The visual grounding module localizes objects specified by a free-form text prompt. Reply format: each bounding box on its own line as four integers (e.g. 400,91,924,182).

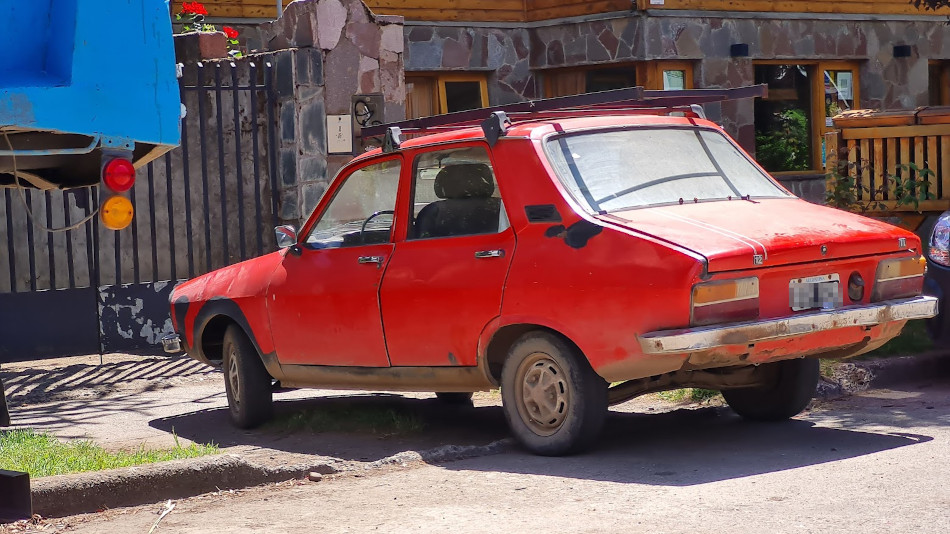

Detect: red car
166,92,936,455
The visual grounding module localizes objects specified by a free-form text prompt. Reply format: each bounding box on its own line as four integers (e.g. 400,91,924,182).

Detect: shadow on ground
150,394,510,462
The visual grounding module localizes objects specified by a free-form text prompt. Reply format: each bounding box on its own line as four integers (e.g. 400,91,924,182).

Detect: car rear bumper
639,295,938,355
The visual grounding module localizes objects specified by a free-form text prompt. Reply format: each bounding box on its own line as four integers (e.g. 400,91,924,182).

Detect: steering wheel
360,210,395,244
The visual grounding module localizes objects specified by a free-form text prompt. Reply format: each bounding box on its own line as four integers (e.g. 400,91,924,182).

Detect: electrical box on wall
326,115,353,154
352,93,385,153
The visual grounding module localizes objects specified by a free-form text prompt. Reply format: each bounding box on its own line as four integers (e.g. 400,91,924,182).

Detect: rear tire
435,392,474,405
501,332,607,456
722,358,819,421
222,325,273,429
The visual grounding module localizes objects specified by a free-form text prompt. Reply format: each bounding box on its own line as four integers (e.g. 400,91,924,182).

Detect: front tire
500,332,607,456
722,358,820,421
222,325,273,428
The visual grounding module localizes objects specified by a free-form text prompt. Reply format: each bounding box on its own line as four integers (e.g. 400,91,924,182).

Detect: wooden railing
825,108,950,227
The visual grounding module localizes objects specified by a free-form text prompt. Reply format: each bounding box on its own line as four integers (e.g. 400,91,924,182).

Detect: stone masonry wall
404,14,950,156
252,0,406,225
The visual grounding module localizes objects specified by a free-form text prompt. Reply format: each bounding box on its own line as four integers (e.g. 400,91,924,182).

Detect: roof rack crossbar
360,84,767,139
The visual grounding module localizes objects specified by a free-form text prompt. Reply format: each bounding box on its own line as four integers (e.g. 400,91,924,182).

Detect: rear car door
266,157,402,367
380,144,514,367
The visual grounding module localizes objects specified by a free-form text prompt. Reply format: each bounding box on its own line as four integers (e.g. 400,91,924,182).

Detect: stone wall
249,0,406,225
402,13,950,155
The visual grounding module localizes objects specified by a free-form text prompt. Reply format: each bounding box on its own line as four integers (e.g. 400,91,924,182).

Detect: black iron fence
0,58,282,360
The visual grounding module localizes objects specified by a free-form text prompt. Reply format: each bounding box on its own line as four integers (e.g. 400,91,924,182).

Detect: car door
380,144,514,367
266,157,403,367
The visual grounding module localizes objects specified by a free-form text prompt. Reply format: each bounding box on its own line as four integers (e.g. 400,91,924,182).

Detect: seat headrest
433,164,495,199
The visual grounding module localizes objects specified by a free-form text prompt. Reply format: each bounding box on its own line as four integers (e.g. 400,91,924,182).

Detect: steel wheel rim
227,349,241,406
514,352,570,436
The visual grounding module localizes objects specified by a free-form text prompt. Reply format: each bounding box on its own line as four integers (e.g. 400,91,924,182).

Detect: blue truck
0,0,181,192
0,0,181,436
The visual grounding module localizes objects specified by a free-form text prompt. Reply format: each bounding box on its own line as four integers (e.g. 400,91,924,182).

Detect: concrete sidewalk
2,350,948,519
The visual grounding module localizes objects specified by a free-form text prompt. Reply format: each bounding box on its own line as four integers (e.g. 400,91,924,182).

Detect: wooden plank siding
176,0,950,21
634,0,950,16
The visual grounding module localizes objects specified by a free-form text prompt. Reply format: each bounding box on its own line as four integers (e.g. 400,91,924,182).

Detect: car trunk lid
598,197,916,272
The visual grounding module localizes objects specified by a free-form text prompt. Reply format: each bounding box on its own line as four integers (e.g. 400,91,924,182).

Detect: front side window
409,146,508,239
544,127,790,213
306,159,401,248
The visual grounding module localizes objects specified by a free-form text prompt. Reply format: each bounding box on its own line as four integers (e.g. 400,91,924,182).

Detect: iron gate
0,58,281,362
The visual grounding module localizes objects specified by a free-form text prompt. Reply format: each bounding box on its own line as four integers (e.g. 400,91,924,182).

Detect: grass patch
656,388,722,403
860,319,933,359
269,404,426,435
0,429,218,478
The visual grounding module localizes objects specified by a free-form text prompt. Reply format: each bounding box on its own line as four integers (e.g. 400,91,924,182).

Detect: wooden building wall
633,0,950,16
174,0,950,21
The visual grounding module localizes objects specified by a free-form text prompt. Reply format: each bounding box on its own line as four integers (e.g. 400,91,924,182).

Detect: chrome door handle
358,255,385,265
474,249,505,259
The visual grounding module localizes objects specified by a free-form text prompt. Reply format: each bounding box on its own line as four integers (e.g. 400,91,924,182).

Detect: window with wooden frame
753,61,860,173
405,73,490,119
930,61,950,106
542,61,694,98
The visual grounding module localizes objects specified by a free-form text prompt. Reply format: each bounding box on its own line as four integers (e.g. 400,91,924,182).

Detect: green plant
175,2,243,58
0,429,218,478
826,157,935,212
656,388,721,403
755,107,812,172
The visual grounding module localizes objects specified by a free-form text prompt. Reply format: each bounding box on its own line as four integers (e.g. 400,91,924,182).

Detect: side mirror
275,225,297,250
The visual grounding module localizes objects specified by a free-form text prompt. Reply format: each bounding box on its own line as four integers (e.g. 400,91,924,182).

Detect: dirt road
14,376,950,534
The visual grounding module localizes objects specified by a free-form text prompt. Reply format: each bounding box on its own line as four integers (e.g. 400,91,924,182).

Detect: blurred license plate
789,274,842,311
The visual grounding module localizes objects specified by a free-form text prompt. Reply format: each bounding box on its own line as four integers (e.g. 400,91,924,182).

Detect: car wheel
722,358,820,421
435,392,474,405
500,331,607,456
222,325,273,429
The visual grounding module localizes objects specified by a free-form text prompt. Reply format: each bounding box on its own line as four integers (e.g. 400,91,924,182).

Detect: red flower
222,26,239,39
181,2,208,16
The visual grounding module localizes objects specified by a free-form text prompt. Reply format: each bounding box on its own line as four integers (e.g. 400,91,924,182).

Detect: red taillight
103,158,135,192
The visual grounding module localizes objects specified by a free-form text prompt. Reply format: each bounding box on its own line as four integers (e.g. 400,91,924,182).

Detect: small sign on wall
327,115,353,154
650,0,664,4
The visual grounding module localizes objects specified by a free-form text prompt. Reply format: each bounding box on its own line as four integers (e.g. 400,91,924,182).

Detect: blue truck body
0,0,181,189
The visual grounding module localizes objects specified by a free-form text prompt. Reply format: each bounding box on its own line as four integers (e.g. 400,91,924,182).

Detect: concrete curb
29,439,513,518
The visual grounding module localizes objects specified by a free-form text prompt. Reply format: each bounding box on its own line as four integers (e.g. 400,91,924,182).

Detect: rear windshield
543,127,790,213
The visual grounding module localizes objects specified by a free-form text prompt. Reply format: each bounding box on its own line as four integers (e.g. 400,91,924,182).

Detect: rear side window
544,127,789,213
409,146,509,239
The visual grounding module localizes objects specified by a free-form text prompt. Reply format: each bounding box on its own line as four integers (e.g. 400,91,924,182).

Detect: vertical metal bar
215,63,230,266
91,187,101,289
165,152,177,281
231,62,247,260
147,163,159,281
249,62,264,256
197,63,213,274
113,217,121,285
4,189,16,293
264,60,280,229
45,192,55,289
181,72,195,278
83,188,96,289
130,176,141,284
24,192,36,292
62,191,76,288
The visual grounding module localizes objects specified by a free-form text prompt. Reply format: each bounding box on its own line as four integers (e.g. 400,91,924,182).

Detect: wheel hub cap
516,353,569,436
228,350,241,405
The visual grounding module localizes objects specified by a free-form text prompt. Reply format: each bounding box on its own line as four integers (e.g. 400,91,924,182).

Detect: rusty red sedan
166,96,936,455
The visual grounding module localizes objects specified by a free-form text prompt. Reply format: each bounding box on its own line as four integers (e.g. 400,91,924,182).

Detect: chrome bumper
162,333,182,354
640,295,938,355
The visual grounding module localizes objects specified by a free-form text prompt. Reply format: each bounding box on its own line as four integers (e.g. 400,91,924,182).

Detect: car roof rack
362,84,768,147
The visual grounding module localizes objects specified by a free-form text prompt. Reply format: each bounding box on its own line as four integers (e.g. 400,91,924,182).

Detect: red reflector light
103,158,135,192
